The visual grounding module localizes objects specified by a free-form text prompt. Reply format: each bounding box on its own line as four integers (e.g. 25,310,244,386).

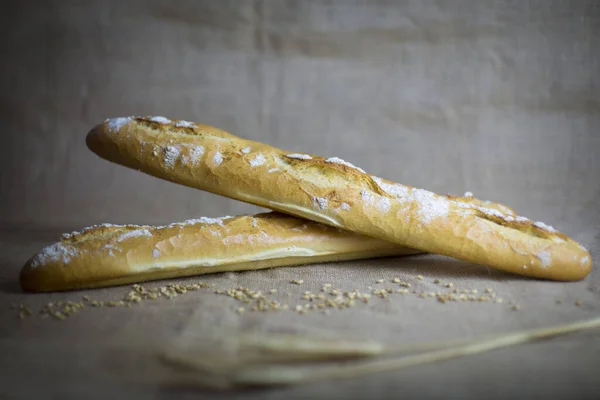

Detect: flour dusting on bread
411,189,450,224
188,145,205,164
149,116,171,124
286,154,312,160
313,197,328,210
378,197,392,213
174,120,195,128
473,206,508,220
325,157,366,173
371,177,410,198
360,190,374,205
62,223,118,240
213,150,223,166
30,243,79,269
105,244,118,257
580,255,589,266
117,229,153,242
164,145,181,168
106,117,132,133
534,221,556,233
537,250,552,268
178,216,234,227
249,153,266,167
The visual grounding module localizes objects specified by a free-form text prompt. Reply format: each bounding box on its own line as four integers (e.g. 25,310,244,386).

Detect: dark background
1,1,598,233
0,1,599,398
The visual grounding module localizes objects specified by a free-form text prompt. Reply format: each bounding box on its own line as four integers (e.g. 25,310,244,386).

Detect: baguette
85,116,592,281
20,212,421,292
21,198,512,292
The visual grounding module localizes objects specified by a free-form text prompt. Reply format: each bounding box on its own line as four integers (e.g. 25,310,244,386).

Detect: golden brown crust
20,212,419,292
85,116,592,281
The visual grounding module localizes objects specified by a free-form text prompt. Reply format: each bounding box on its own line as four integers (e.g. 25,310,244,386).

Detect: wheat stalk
232,316,600,386
159,316,600,388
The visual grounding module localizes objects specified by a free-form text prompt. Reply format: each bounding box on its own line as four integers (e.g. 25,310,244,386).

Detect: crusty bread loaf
20,195,514,292
86,116,592,281
20,198,515,292
20,212,422,292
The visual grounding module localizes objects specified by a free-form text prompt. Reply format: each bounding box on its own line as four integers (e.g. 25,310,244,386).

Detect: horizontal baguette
20,196,513,292
20,212,421,292
85,116,592,281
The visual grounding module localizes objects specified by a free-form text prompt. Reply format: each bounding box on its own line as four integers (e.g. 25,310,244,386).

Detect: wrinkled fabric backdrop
1,1,599,399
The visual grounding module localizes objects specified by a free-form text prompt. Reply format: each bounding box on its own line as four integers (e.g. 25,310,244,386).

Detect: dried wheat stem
234,316,600,386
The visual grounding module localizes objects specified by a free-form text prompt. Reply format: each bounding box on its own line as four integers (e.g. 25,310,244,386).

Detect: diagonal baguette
20,212,421,292
85,116,592,281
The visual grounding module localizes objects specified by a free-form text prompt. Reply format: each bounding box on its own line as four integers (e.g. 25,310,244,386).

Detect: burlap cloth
1,1,598,398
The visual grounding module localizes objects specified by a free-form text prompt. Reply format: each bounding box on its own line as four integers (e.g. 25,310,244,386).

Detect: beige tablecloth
1,1,599,398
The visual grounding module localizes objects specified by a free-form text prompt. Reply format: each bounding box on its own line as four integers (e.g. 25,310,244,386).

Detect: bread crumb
417,275,424,280
53,312,66,320
291,279,304,285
